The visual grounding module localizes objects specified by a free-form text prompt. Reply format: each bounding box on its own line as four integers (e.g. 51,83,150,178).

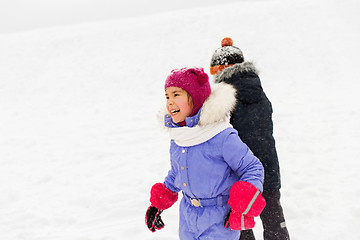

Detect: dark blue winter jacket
214,62,281,192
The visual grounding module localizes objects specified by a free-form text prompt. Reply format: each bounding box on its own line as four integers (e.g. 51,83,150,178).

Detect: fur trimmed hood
214,61,259,84
198,82,237,126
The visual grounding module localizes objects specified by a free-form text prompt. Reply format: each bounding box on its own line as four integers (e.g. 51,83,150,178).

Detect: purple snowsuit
163,83,264,240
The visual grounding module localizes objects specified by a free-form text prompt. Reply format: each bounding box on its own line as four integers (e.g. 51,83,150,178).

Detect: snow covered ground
0,0,240,33
0,0,359,239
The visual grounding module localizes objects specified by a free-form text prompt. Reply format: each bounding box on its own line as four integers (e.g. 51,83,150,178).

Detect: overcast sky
0,0,240,34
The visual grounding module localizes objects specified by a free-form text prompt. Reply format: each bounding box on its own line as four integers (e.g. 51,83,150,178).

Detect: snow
0,0,359,239
0,0,240,33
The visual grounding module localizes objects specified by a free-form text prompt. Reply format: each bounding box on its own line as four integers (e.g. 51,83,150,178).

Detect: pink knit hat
165,67,211,116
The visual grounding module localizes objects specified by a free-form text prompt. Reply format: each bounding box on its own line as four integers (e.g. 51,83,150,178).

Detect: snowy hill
0,0,359,239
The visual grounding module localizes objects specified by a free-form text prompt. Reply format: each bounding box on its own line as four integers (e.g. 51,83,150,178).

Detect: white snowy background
0,0,359,239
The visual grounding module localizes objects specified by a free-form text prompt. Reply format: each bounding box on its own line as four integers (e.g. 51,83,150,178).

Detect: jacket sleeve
222,131,264,192
163,145,181,193
234,72,263,104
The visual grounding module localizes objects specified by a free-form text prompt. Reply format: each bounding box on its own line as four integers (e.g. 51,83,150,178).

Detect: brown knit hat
210,37,244,75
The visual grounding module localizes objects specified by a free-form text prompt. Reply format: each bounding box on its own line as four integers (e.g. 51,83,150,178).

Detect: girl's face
165,87,193,123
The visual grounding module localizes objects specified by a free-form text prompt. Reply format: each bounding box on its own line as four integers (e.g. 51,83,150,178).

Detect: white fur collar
198,82,237,126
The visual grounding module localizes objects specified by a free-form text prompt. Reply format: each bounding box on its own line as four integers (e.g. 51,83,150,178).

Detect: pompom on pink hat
165,67,211,116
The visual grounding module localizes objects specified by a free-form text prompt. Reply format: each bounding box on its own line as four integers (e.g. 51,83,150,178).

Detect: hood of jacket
214,61,259,84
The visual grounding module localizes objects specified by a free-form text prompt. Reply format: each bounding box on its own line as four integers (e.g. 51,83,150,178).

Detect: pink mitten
150,183,178,210
226,181,266,230
226,211,256,230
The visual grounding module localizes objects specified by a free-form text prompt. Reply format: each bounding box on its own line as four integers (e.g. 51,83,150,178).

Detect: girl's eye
174,94,179,97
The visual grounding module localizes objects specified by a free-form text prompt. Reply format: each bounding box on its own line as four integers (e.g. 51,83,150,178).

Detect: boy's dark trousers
239,190,290,240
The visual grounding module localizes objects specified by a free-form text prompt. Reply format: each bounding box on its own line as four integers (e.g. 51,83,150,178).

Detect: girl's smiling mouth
171,109,180,114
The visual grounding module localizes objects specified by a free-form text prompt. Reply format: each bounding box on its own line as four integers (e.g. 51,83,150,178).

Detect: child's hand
225,181,266,230
224,208,256,230
146,183,178,232
145,206,165,232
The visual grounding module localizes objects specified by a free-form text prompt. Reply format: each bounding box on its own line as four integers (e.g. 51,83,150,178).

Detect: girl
145,67,266,240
